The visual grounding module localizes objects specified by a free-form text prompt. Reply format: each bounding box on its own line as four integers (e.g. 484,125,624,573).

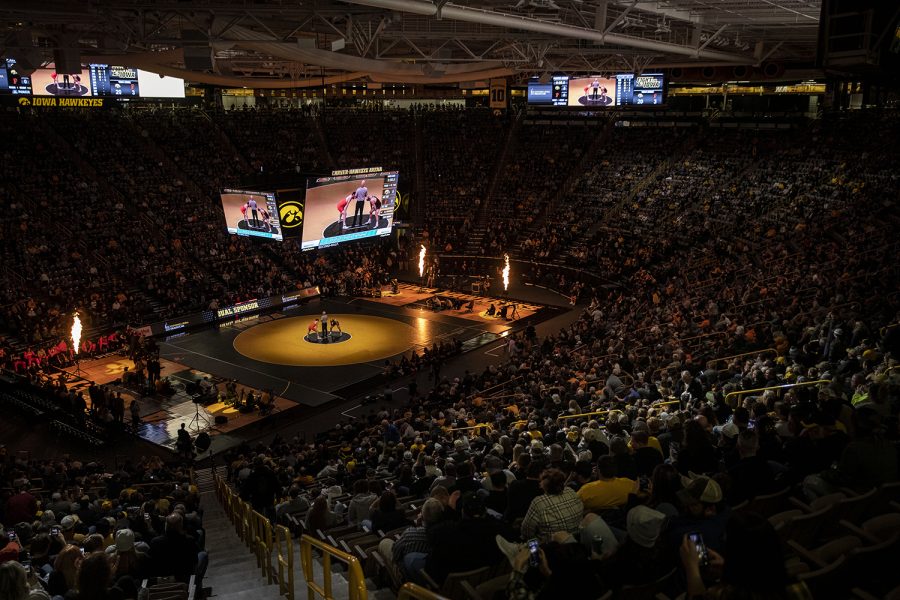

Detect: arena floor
7,282,566,458
232,313,431,367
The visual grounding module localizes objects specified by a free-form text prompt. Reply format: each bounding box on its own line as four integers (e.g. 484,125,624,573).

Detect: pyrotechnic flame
71,313,82,355
419,245,426,278
503,254,510,291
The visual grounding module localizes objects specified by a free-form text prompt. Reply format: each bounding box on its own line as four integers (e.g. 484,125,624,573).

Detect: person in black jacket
370,491,412,534
243,455,279,521
504,460,544,522
426,494,515,584
149,513,200,585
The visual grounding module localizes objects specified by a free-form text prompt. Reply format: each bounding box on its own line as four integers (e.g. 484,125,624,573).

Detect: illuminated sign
18,97,105,107
216,300,261,319
331,166,383,176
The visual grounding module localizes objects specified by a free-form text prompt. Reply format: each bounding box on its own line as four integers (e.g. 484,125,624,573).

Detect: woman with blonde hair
0,561,51,600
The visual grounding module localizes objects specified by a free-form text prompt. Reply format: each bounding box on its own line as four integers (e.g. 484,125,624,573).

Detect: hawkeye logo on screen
18,97,104,108
279,201,303,228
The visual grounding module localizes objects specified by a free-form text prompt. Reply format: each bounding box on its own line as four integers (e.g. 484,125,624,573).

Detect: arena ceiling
0,0,823,86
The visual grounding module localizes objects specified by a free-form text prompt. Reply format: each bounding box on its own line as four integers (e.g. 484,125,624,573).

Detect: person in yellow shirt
409,437,427,455
577,455,636,512
628,420,663,454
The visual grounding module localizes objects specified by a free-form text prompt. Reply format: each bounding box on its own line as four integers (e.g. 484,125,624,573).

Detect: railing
654,399,681,409
275,525,295,600
723,379,831,407
446,423,494,435
678,331,727,347
466,375,526,402
300,534,368,600
251,509,274,584
398,582,449,600
557,410,609,423
706,348,777,369
216,474,280,592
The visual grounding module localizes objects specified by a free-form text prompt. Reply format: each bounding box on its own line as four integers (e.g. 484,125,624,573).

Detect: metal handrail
300,534,368,600
467,375,526,401
706,348,777,369
557,410,609,423
678,331,726,345
446,422,494,434
252,509,274,584
723,379,831,407
653,400,681,409
275,525,295,600
398,582,449,600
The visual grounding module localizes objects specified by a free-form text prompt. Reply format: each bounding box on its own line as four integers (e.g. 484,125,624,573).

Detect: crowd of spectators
0,107,403,376
476,121,595,255
213,111,897,598
2,105,899,598
0,452,205,600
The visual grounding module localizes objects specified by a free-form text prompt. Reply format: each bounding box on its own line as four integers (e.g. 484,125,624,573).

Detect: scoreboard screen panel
220,189,283,241
301,170,399,251
567,76,617,107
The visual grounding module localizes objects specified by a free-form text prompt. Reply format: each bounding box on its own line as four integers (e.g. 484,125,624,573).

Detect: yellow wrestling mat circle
233,314,418,367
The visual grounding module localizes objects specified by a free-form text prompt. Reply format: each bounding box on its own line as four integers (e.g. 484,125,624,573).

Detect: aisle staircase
195,467,408,600
196,468,285,600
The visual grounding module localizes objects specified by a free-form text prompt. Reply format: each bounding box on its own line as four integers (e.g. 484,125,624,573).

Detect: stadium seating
1,106,898,600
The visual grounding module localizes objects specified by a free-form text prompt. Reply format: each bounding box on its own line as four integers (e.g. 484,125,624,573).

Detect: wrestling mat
232,314,416,367
322,217,389,238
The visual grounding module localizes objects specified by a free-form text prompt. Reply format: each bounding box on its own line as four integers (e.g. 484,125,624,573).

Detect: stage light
71,313,82,354
419,245,426,279
503,254,510,291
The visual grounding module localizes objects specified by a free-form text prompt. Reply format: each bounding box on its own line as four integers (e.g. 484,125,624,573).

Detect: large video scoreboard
528,72,666,107
0,60,185,98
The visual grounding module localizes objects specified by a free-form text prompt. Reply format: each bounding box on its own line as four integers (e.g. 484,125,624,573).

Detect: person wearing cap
594,505,674,589
666,473,728,553
0,529,22,566
59,515,85,545
110,528,150,581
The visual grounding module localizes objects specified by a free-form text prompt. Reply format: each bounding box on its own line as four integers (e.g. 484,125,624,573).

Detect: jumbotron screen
220,189,283,241
527,72,665,107
20,63,185,98
301,170,399,251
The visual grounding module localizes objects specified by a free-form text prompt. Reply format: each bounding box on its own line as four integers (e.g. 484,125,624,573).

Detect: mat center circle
303,331,352,344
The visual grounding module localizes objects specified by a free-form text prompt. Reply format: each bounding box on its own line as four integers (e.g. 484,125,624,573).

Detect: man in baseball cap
667,473,729,552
